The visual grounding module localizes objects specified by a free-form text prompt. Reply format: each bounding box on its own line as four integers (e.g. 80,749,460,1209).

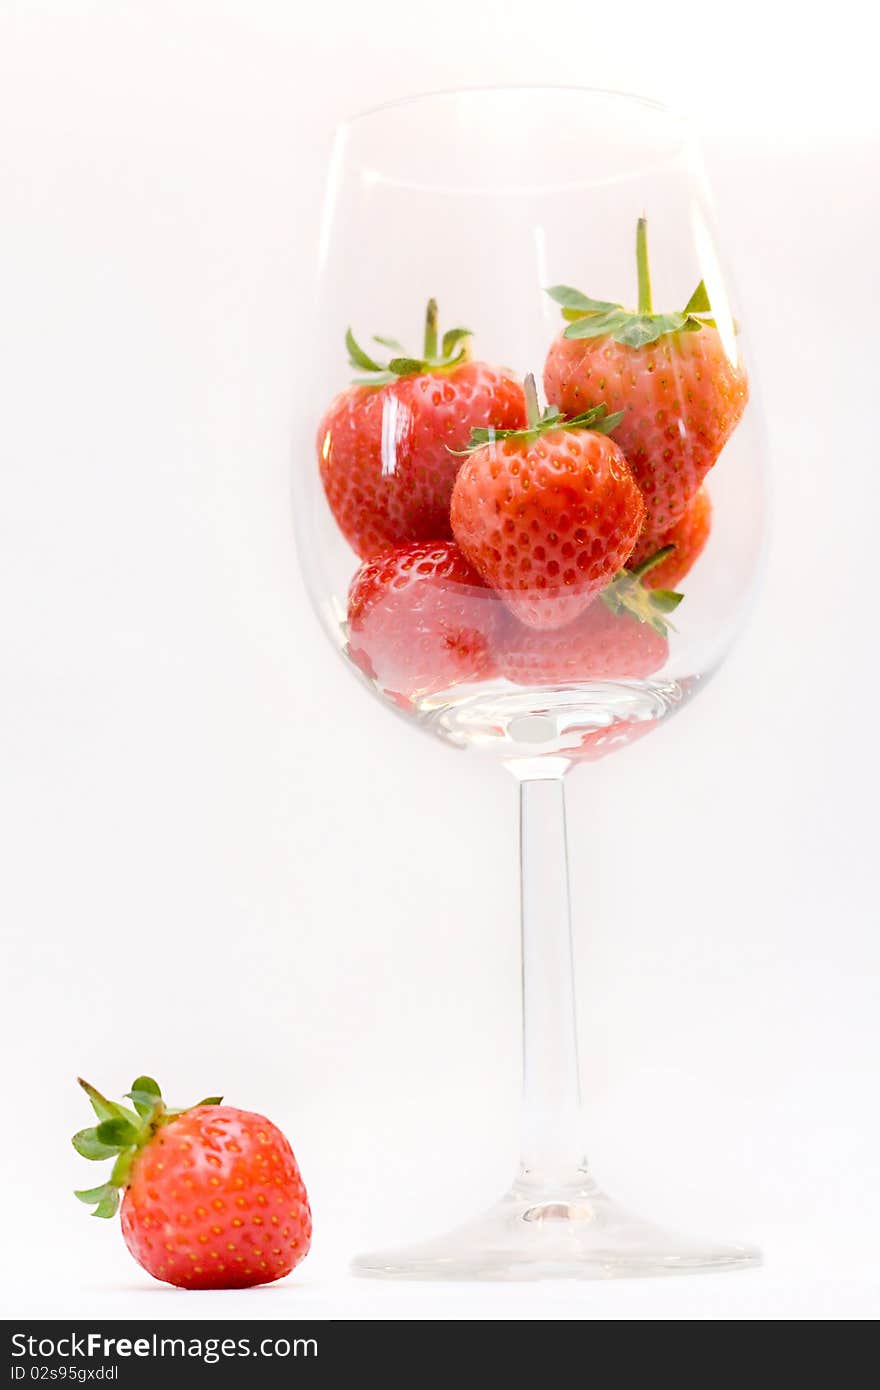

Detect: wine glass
295,87,766,1279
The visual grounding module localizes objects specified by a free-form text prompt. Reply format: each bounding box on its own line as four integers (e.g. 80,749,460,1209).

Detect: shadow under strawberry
544,218,747,540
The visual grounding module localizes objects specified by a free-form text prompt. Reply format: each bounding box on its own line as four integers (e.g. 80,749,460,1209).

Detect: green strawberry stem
347,300,472,385
524,373,541,430
72,1076,222,1218
548,218,715,348
636,217,653,314
424,298,439,360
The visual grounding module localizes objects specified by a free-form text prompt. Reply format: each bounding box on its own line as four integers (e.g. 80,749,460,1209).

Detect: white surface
1,0,878,1322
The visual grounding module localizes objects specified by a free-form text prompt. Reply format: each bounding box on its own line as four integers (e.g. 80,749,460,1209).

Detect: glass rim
338,83,687,135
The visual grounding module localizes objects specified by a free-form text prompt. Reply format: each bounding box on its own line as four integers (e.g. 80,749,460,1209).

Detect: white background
1,0,878,1322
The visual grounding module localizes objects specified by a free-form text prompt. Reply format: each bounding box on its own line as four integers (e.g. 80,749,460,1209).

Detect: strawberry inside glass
298,88,767,1281
309,218,753,757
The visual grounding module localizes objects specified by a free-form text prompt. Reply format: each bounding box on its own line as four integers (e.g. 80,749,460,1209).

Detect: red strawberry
493,547,682,685
544,218,748,539
629,488,712,590
450,375,645,630
494,590,670,686
73,1077,311,1290
318,301,526,558
347,540,498,699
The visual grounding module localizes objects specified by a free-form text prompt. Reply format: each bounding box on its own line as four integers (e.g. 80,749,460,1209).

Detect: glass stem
517,772,588,1185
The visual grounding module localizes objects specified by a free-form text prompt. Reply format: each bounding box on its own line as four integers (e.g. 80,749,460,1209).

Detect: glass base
352,1174,761,1281
420,680,685,756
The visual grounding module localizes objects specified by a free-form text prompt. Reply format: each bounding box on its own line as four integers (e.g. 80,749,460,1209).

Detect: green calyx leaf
601,546,684,635
681,278,719,327
72,1127,120,1161
441,326,471,357
95,1117,141,1148
164,1095,223,1118
455,403,622,453
651,587,686,614
549,219,716,349
345,327,383,374
74,1183,120,1219
545,285,621,316
613,311,704,347
125,1075,162,1120
71,1076,222,1219
77,1078,138,1128
346,299,473,386
683,279,711,314
386,356,427,377
455,372,623,455
561,305,706,348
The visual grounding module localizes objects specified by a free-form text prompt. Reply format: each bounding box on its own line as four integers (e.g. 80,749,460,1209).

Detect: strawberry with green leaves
72,1076,311,1289
493,550,681,685
544,218,747,540
450,374,645,630
318,301,526,559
